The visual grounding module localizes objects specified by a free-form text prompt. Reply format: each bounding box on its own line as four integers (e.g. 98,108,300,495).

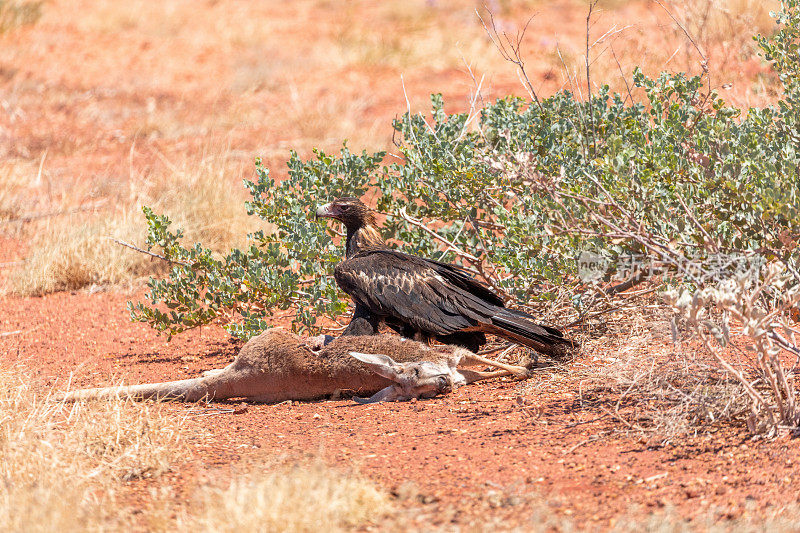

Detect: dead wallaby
60,329,529,404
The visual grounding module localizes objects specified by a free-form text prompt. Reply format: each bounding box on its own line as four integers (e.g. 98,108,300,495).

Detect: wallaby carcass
60,329,529,404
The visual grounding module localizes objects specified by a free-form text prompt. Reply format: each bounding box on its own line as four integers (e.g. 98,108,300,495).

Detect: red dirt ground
2,291,798,529
2,0,797,529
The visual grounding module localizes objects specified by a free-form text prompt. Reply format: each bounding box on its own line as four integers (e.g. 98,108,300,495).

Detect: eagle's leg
460,352,530,379
412,330,434,345
340,303,381,336
436,332,486,353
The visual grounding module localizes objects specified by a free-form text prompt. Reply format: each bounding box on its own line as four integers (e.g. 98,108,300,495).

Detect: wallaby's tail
490,308,577,358
59,378,212,402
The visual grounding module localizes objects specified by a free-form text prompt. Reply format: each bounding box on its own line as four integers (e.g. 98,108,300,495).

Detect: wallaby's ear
353,385,400,404
350,352,404,381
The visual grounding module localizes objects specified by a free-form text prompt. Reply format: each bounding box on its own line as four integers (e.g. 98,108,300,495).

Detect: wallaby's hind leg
458,368,513,384
461,353,529,378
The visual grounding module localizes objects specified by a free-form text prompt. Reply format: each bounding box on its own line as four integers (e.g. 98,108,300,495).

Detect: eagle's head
315,197,374,230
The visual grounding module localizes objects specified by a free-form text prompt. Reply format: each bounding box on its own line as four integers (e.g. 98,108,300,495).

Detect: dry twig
477,9,544,112
109,237,189,266
2,201,107,225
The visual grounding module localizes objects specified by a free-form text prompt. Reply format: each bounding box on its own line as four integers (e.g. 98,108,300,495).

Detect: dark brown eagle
315,197,574,357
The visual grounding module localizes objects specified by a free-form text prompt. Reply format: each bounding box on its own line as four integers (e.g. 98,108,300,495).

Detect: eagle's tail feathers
490,309,576,358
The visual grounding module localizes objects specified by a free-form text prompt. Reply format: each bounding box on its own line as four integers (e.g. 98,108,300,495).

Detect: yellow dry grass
6,149,263,296
333,3,498,72
673,0,779,56
546,0,782,112
0,0,41,34
0,162,27,223
0,363,187,532
611,504,800,532
189,461,392,533
0,362,394,532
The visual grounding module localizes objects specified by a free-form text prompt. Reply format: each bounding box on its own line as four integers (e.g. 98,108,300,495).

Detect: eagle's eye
437,376,449,390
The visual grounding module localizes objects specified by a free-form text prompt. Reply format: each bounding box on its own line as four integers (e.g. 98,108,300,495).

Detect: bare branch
398,207,480,263
562,305,622,330
651,0,708,69
109,237,190,266
605,271,649,296
477,9,544,112
457,47,487,142
676,195,719,253
555,44,589,159
2,201,107,225
610,46,634,104
585,0,600,158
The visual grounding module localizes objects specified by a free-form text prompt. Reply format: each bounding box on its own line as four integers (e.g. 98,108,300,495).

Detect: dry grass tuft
0,362,394,532
7,150,261,296
590,339,750,443
672,0,779,67
8,211,155,295
540,302,751,444
0,363,188,532
612,504,800,532
0,162,30,223
139,151,259,253
0,0,42,34
190,460,392,533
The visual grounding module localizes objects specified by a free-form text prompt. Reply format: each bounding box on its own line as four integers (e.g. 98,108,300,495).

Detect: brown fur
60,330,474,403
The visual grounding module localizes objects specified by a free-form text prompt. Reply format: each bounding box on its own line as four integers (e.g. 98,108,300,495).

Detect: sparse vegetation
5,0,800,528
0,362,393,532
132,2,799,438
0,0,42,34
571,307,752,443
190,461,392,533
611,504,800,532
0,364,187,531
5,152,260,296
0,163,25,223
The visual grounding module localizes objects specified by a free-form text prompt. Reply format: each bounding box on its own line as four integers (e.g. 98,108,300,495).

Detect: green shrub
131,0,799,334
131,2,800,432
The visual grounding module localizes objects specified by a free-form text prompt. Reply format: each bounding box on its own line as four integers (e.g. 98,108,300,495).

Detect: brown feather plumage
316,197,575,356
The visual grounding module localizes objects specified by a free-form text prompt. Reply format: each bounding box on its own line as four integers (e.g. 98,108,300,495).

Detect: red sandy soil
2,291,798,529
1,0,796,529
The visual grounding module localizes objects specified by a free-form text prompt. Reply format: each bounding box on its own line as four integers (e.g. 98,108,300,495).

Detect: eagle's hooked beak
315,203,335,220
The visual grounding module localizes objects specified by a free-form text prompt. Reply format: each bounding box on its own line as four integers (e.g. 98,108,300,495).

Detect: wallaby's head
349,351,465,403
